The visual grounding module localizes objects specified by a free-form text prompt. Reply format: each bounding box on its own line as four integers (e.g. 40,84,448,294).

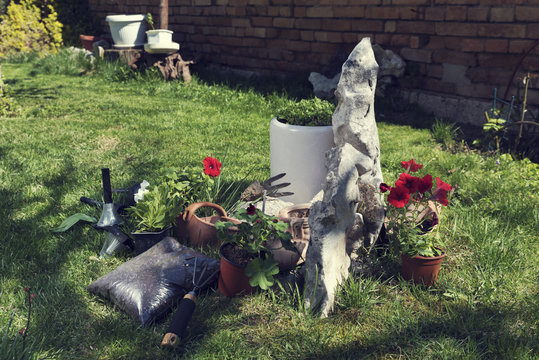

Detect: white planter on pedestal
144,29,180,54
106,14,146,48
270,117,334,204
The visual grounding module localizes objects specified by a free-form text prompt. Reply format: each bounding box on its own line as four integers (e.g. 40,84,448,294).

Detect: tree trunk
159,0,168,30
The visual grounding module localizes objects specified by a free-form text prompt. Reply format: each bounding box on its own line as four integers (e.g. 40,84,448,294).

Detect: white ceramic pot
106,14,146,48
269,117,334,204
146,29,173,44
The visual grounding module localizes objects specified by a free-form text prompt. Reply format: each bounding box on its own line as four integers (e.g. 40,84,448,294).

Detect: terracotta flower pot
401,249,446,287
175,202,240,248
79,35,101,51
218,243,254,297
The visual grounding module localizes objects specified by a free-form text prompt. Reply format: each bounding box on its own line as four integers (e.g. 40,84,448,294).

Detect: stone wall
87,0,539,124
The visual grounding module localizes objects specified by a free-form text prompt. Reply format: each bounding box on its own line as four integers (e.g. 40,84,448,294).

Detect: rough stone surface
309,72,340,100
309,44,405,100
304,38,385,317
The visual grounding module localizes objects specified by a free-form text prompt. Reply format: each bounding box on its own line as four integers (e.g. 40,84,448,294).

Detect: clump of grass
431,118,460,149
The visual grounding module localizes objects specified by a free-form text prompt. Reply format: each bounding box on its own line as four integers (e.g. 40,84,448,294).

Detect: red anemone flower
395,173,421,194
417,174,433,194
387,185,411,208
203,156,222,178
246,204,256,215
379,183,391,193
434,177,452,192
401,159,423,173
430,178,452,206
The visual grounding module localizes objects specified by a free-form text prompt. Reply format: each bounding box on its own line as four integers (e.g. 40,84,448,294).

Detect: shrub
275,97,335,126
54,0,100,46
0,0,63,57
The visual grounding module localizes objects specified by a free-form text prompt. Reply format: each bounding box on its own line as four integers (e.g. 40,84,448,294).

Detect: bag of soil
87,237,219,326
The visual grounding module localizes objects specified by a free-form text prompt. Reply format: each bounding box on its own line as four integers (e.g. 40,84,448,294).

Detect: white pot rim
271,117,332,133
146,29,173,34
106,14,146,22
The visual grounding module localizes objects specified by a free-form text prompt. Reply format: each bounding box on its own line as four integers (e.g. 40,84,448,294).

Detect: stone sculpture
303,38,385,317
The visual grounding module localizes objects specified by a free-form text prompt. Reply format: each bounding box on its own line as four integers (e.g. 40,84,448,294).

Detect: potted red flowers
380,159,453,286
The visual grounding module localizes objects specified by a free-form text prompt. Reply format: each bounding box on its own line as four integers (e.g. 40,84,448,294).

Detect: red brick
444,36,464,50
343,32,359,43
242,38,265,47
321,19,352,31
522,55,539,72
311,42,340,53
434,0,478,4
425,36,446,49
397,21,436,34
280,29,300,40
320,0,348,4
422,79,457,95
273,17,295,28
400,6,421,20
425,7,445,21
401,48,433,63
247,0,268,5
231,18,249,27
433,50,477,66
294,7,306,17
327,32,344,43
446,6,467,21
286,40,311,52
477,23,526,38
306,6,334,17
485,39,509,53
351,20,384,32
234,28,246,36
334,6,366,18
314,31,328,42
267,6,279,16
508,40,537,54
436,22,478,36
529,24,539,39
365,6,399,19
228,0,247,5
346,0,380,4
461,38,485,52
393,0,429,4
295,18,322,29
467,6,489,21
391,34,411,46
427,64,444,78
516,6,539,22
385,21,397,32
279,7,291,16
300,30,314,41
251,16,272,27
410,35,429,48
490,7,515,22
477,54,520,68
375,33,392,45
455,83,493,99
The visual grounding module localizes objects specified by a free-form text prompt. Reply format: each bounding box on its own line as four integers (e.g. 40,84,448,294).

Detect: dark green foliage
274,97,335,126
54,0,101,46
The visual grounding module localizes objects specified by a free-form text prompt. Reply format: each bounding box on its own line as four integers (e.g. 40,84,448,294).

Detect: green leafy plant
215,204,296,290
380,159,453,257
146,12,155,30
431,118,459,149
126,183,176,232
275,97,335,126
0,64,16,116
0,0,63,57
1,288,36,359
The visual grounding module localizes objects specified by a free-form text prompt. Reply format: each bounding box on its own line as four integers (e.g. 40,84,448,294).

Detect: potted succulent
215,204,298,297
379,159,453,286
270,97,335,204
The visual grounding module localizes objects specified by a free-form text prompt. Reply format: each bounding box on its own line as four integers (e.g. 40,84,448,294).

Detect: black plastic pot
131,226,172,254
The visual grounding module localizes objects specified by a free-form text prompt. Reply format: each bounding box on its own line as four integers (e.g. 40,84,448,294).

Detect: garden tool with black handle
160,257,220,350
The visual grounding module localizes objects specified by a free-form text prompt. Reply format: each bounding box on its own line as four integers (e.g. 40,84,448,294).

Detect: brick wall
88,0,539,115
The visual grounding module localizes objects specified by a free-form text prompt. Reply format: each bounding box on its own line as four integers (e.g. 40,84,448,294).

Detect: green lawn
0,55,537,359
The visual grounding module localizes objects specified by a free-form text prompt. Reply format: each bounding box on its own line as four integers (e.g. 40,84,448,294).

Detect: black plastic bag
87,237,219,326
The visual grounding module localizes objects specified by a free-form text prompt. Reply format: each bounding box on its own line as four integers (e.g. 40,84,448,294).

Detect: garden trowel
96,168,123,228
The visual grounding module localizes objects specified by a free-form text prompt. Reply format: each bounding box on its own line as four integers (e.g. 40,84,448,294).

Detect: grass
0,52,538,359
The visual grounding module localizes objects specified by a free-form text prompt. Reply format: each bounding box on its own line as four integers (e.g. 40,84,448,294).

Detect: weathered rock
304,38,385,317
309,72,340,100
308,44,406,100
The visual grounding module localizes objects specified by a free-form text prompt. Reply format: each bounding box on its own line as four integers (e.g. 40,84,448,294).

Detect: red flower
417,174,433,194
273,219,279,223
246,204,256,215
387,185,410,208
430,179,451,206
30,294,35,303
379,183,391,193
255,219,261,223
23,287,29,292
401,159,423,173
395,173,421,194
19,328,25,336
434,177,452,192
203,156,222,178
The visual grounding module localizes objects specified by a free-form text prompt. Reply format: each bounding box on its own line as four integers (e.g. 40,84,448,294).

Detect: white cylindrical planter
270,117,334,204
106,14,146,48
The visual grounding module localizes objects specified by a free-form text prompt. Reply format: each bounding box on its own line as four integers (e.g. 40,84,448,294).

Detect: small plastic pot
401,249,446,287
131,226,172,254
218,243,254,297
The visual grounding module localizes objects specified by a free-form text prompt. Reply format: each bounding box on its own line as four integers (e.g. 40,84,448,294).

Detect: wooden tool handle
160,293,197,349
